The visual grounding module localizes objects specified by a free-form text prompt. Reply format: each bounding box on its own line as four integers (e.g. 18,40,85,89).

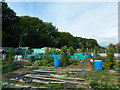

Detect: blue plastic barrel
94,60,103,70
93,54,98,58
88,54,91,58
51,54,55,57
54,58,60,67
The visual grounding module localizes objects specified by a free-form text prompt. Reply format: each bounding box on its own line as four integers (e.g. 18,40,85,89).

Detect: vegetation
2,60,24,73
90,80,119,88
79,70,119,88
8,48,14,64
41,84,64,89
60,46,69,67
2,48,24,73
104,44,117,69
2,48,26,74
81,47,85,53
93,46,99,55
69,46,74,55
93,55,105,60
2,2,99,49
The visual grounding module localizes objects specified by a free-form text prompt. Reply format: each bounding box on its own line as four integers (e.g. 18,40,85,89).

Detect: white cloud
46,2,118,46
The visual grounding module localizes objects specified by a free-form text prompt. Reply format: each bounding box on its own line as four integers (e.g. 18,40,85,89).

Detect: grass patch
2,80,64,89
79,70,119,88
31,83,64,89
90,80,119,88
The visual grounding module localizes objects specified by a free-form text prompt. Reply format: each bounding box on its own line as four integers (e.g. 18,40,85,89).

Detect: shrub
11,61,24,70
93,47,98,55
69,46,74,55
104,44,117,70
73,60,79,65
81,47,84,53
8,48,14,64
25,61,34,66
32,60,43,66
2,60,24,73
32,59,54,67
60,46,69,67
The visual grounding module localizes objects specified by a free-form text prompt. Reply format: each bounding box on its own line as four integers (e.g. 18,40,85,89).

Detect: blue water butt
51,54,55,57
88,54,92,58
94,60,103,70
54,58,60,67
93,54,98,58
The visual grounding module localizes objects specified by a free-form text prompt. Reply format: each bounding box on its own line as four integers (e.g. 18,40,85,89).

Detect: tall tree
2,2,20,47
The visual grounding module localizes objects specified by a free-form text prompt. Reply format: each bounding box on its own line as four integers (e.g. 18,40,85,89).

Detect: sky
7,1,118,47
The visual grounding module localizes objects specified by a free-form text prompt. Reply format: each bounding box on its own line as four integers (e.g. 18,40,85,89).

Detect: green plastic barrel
29,56,35,62
2,54,7,60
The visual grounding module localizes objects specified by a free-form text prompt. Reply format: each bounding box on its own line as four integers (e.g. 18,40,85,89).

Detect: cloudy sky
7,1,118,47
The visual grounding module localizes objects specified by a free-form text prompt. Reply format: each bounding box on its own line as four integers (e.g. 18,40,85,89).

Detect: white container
14,55,18,61
18,55,22,60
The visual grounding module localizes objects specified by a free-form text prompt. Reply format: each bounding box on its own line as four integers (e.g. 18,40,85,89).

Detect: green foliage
44,48,54,61
32,60,43,66
60,46,69,67
81,47,84,53
90,80,118,88
28,67,39,71
2,2,20,47
2,2,99,48
76,37,99,49
80,70,118,88
77,48,81,53
85,48,90,53
104,44,117,70
42,84,64,89
25,62,33,66
31,83,64,89
93,46,98,54
69,46,74,55
72,60,79,65
2,60,24,73
8,48,14,63
32,59,54,67
7,48,14,72
90,48,93,53
30,48,54,67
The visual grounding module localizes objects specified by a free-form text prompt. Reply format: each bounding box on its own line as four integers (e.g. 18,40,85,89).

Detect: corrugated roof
114,43,120,46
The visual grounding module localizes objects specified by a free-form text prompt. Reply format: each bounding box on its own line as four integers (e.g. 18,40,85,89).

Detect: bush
69,46,74,55
104,44,117,70
2,60,24,73
72,60,79,65
32,60,44,66
11,61,24,70
25,62,34,66
32,59,54,67
60,46,69,67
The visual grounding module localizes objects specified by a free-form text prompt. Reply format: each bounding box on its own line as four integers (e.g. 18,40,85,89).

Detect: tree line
2,2,99,49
